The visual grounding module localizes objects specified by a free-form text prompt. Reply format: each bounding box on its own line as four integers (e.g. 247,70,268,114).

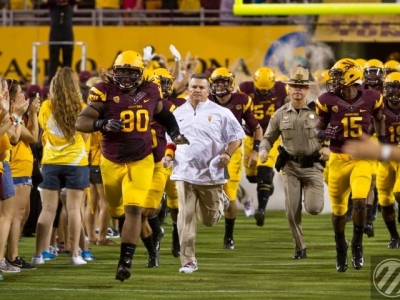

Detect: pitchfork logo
373,258,400,298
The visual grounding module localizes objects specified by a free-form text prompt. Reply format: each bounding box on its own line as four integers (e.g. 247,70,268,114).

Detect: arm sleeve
153,104,181,138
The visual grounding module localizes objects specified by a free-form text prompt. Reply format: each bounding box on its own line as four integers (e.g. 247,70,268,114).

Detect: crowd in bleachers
0,0,314,26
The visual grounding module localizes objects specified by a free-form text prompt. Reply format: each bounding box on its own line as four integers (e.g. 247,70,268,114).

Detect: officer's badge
113,96,120,103
236,104,242,110
307,113,315,120
208,115,212,122
332,105,338,113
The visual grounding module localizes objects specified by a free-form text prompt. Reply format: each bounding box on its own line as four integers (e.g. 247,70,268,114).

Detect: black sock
385,220,400,239
224,218,236,239
172,221,178,233
141,236,156,256
117,215,126,233
172,222,179,242
148,216,161,236
352,225,364,247
366,204,373,223
119,243,136,267
257,189,270,211
335,232,346,249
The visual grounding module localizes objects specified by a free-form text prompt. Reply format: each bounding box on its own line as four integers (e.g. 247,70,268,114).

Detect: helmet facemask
385,82,400,105
364,68,385,86
160,76,174,98
211,78,233,97
113,67,143,91
326,69,345,94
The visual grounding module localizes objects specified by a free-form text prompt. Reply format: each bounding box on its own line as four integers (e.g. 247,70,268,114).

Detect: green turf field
0,210,396,299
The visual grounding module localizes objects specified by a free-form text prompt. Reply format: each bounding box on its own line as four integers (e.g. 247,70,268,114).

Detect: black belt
287,154,319,164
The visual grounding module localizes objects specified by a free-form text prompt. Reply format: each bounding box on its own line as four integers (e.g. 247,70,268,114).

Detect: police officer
259,66,330,259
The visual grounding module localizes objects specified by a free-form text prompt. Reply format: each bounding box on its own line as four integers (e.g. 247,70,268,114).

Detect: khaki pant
176,181,224,267
282,161,325,252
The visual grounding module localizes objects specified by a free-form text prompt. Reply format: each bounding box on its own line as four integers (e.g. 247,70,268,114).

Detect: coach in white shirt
162,73,245,274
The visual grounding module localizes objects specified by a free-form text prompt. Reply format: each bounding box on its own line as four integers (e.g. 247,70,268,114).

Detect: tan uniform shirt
260,102,320,156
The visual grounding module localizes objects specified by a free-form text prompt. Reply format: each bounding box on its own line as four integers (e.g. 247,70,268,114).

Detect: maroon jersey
151,98,185,163
89,81,162,163
238,81,287,134
383,99,400,145
210,92,259,134
316,89,383,153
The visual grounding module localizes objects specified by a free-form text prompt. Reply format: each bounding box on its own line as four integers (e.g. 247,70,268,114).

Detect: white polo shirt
170,99,245,185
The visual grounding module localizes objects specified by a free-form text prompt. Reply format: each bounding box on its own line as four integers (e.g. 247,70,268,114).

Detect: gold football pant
100,154,154,217
328,153,373,216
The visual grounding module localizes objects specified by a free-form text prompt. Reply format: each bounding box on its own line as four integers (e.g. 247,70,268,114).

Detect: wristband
252,140,261,152
165,144,176,159
14,119,22,125
380,144,392,161
93,119,106,132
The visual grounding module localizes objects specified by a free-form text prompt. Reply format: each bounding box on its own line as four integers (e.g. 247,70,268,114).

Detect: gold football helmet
384,60,400,76
113,51,146,91
384,71,400,104
364,59,385,86
313,69,330,85
355,58,367,70
209,67,235,97
253,67,275,98
154,68,175,99
326,58,363,94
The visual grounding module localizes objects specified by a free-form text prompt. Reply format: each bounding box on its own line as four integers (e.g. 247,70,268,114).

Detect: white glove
169,44,181,61
143,46,156,61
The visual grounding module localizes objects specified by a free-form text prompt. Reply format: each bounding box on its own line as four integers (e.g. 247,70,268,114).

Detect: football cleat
388,237,400,249
223,237,235,250
351,244,364,270
364,222,374,238
336,242,348,273
115,264,131,282
147,254,159,268
254,209,265,227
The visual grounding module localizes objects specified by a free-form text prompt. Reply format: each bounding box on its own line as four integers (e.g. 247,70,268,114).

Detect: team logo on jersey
113,96,120,103
307,113,315,120
332,105,338,113
236,104,242,110
208,115,212,122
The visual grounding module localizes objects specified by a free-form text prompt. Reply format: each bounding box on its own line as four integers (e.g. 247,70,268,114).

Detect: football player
209,67,263,249
315,58,385,273
237,67,288,226
362,59,385,93
154,68,186,258
384,60,400,76
75,51,189,282
361,59,386,237
376,72,400,249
